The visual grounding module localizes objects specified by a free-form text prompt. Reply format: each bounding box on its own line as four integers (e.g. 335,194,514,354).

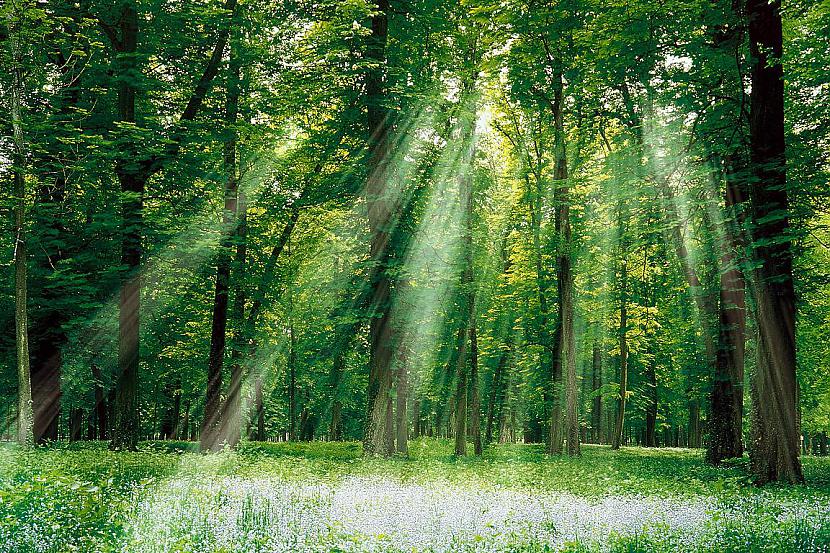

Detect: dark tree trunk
91,364,108,440
254,377,264,441
550,69,579,457
645,356,657,448
396,361,409,454
327,344,349,441
453,111,477,456
591,340,603,443
362,0,394,457
31,337,61,442
708,160,747,464
69,408,83,441
470,313,482,456
288,323,297,441
611,241,628,450
746,0,803,484
412,398,421,439
109,1,142,451
688,400,702,448
224,199,247,447
181,400,191,442
170,381,181,439
202,116,239,448
203,34,243,452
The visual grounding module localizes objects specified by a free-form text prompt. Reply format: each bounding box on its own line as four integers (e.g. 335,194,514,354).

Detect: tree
363,0,394,457
6,0,33,448
745,0,803,484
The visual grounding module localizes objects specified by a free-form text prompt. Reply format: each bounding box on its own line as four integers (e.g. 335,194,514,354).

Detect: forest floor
0,439,829,552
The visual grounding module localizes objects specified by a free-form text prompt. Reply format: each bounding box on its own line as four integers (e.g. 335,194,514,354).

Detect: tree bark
362,0,394,457
746,0,803,484
591,340,602,443
611,229,629,450
202,30,242,452
109,1,141,451
550,69,579,456
708,159,747,464
395,343,409,454
470,312,482,456
453,321,469,456
9,1,33,447
252,377,264,441
288,321,297,441
91,364,108,440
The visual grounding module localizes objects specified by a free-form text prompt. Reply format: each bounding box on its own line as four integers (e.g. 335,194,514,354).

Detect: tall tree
362,0,394,456
745,0,803,484
8,0,33,448
202,30,242,452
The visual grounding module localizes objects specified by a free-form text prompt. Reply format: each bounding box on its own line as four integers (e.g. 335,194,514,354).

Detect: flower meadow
1,440,829,553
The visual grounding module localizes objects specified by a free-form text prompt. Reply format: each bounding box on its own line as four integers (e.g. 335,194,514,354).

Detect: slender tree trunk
412,398,421,439
611,245,629,450
746,0,803,484
288,321,297,441
395,353,409,454
453,79,478,457
90,364,108,440
170,380,181,439
470,312,482,456
69,408,83,441
201,36,242,451
591,340,602,443
253,377,264,441
222,35,246,449
9,2,33,447
225,201,246,446
453,322,469,456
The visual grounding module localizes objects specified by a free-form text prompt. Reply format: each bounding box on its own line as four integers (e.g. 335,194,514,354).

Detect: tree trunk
708,159,746,464
396,357,409,454
551,69,579,457
288,321,297,441
470,312,482,456
255,378,265,441
645,352,657,447
453,322,469,456
201,36,242,451
69,408,83,441
109,2,141,451
611,245,629,450
746,0,803,484
9,2,33,447
90,364,108,440
412,398,421,439
222,34,246,449
362,0,394,457
591,340,603,443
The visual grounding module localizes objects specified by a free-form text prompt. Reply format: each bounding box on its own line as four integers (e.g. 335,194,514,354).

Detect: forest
1,0,830,551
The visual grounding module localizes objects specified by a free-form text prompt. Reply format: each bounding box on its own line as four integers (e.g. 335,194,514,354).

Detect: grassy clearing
0,440,828,552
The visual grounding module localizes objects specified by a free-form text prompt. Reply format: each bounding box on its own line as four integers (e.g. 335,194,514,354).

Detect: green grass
0,439,828,552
